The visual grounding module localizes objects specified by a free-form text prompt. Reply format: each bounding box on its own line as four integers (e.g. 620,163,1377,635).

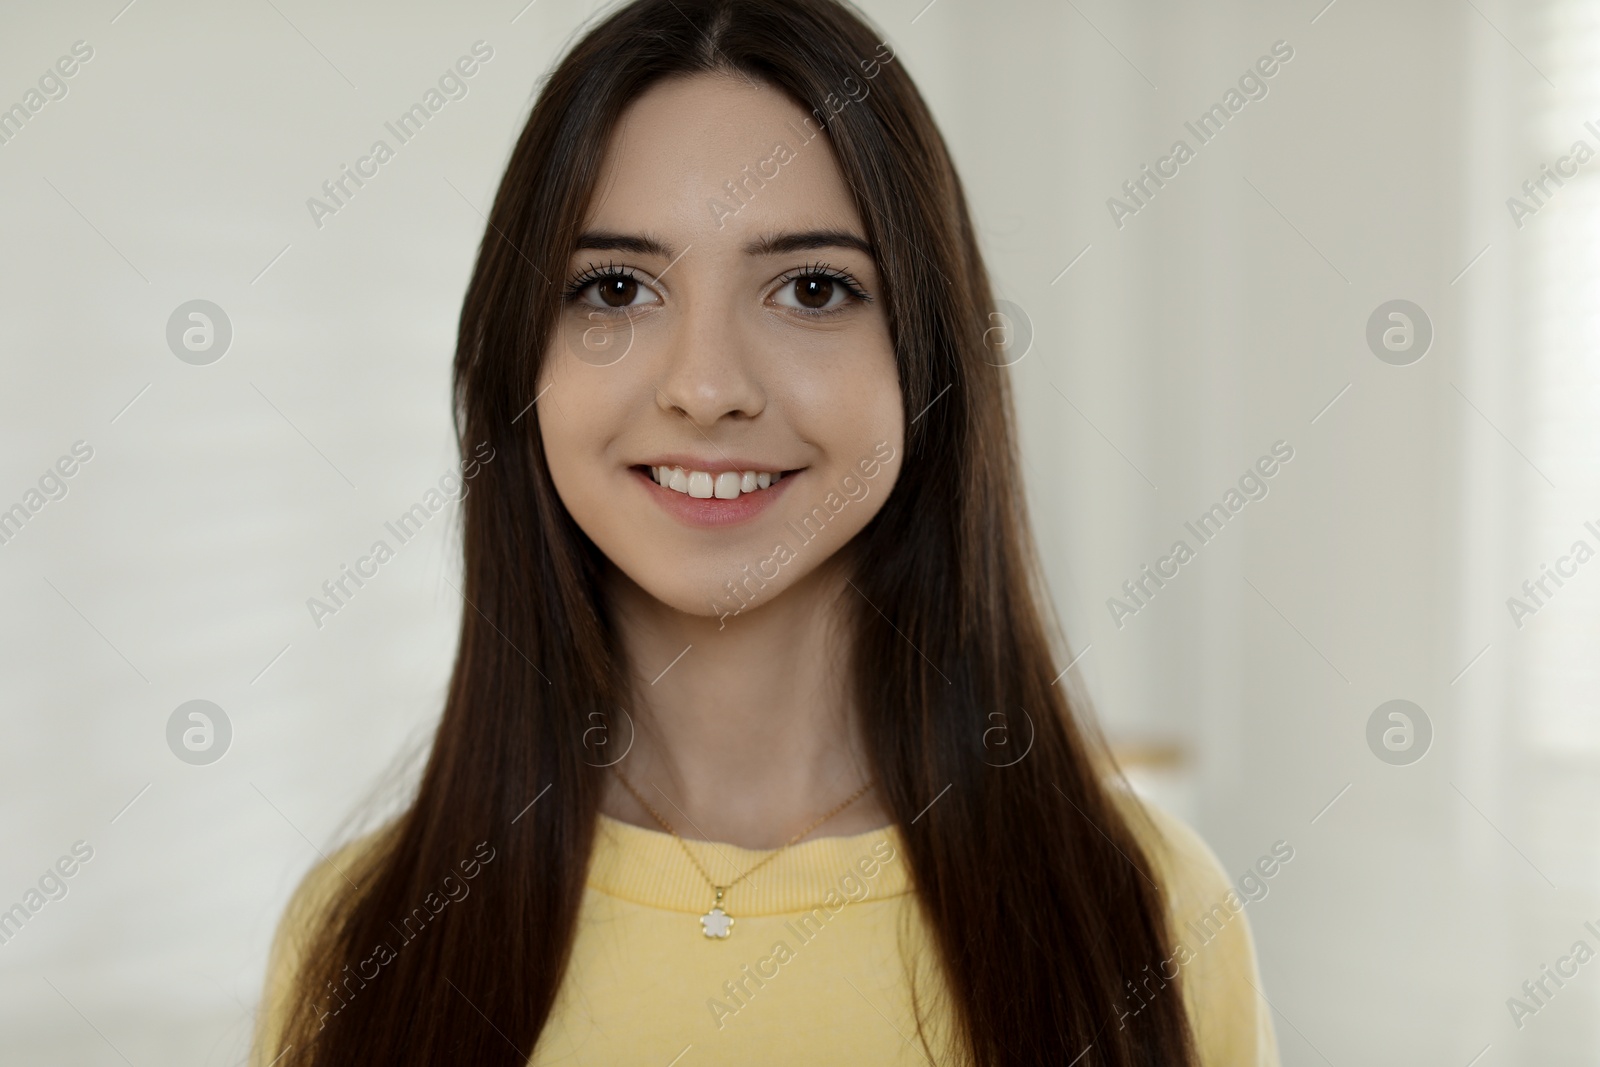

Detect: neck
599,556,889,849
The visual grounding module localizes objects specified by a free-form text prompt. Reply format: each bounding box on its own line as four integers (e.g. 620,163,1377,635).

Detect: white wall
1,0,1592,1063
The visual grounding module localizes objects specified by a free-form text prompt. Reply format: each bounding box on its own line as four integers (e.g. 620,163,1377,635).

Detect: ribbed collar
587,813,912,916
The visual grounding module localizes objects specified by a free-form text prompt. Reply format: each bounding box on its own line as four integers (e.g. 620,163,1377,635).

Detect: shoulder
1108,787,1283,1067
249,822,399,1067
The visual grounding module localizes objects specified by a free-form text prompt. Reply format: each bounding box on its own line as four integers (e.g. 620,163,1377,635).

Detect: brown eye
572,270,657,311
598,276,638,307
772,268,864,314
792,276,834,309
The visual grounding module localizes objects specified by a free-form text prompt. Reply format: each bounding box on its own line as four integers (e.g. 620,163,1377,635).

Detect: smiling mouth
639,465,792,500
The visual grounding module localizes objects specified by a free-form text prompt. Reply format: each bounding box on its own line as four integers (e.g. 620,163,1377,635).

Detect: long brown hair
274,1,1195,1063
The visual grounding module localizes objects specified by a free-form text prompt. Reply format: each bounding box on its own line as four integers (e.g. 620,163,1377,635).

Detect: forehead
583,72,864,247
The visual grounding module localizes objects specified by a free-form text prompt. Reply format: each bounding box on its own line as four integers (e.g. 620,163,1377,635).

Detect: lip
633,465,800,528
637,454,791,475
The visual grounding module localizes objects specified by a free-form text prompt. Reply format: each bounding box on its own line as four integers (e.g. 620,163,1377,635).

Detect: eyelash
560,260,872,317
775,261,872,317
563,260,636,303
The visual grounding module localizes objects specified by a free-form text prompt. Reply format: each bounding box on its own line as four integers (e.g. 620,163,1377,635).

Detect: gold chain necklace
610,765,875,939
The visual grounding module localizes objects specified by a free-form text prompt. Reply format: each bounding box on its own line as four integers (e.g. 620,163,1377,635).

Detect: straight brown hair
271,1,1196,1063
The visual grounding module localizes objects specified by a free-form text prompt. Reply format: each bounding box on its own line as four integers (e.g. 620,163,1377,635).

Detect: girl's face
537,73,903,620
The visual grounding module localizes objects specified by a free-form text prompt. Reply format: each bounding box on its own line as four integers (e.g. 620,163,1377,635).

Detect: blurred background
1,0,1595,1062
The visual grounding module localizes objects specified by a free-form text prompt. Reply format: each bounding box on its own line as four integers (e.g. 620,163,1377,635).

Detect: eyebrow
572,229,874,260
746,229,874,258
573,231,670,257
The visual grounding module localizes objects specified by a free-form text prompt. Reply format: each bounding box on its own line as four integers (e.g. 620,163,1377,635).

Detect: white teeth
648,465,788,499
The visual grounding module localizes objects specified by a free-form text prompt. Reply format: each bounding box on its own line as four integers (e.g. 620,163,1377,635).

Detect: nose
653,298,766,426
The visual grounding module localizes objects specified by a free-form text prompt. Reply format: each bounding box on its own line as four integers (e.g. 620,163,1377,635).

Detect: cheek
536,352,642,529
786,345,899,428
767,303,900,428
761,340,903,560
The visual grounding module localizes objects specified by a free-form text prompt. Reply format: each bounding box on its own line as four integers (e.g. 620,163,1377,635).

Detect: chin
607,522,875,626
609,548,798,621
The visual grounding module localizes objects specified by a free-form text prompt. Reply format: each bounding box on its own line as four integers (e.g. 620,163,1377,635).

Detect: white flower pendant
700,886,733,938
701,905,733,939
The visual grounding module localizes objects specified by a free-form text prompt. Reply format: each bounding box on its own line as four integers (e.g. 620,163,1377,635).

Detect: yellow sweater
252,795,1280,1065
